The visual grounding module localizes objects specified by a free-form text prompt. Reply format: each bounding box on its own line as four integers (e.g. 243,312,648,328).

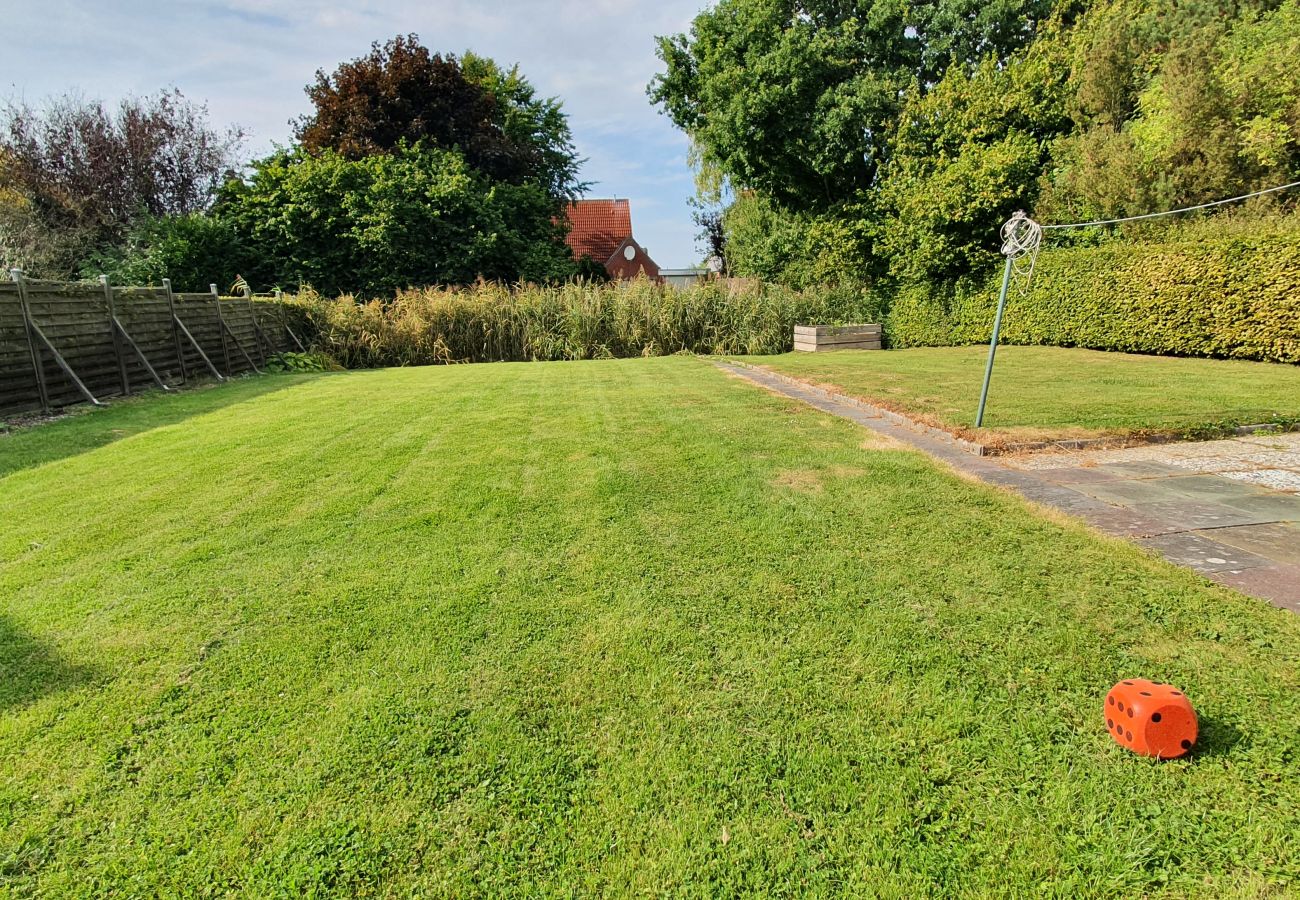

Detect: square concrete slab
1073,479,1192,506
1219,494,1300,522
1138,532,1273,574
1130,499,1275,530
1201,523,1300,566
1209,564,1300,611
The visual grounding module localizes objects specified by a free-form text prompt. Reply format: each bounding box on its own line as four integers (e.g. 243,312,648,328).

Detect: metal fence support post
113,319,172,392
101,275,130,396
163,278,188,383
10,269,50,415
211,284,233,375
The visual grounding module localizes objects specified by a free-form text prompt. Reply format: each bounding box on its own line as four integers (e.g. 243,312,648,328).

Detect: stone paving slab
1210,565,1300,612
1073,479,1193,506
1199,523,1300,566
1156,474,1276,502
1130,499,1277,531
1136,532,1274,574
715,360,1300,611
1072,506,1185,538
1090,461,1187,479
1036,467,1124,485
1217,494,1300,522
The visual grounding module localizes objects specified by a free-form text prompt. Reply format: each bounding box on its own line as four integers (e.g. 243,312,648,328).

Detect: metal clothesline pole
972,177,1299,427
975,254,1015,429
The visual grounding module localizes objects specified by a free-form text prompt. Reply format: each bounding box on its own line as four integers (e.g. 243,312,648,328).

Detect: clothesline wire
1040,179,1300,230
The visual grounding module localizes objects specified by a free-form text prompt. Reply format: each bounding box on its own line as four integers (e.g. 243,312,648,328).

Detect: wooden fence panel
220,299,263,372
1,276,305,418
24,286,118,407
0,282,38,416
115,288,185,385
174,295,225,378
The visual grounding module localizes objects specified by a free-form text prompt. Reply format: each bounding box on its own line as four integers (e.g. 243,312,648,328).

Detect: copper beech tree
294,34,583,200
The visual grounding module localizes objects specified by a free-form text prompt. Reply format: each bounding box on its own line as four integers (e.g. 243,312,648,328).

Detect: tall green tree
649,0,1059,212
876,34,1074,280
461,52,586,201
1039,0,1300,222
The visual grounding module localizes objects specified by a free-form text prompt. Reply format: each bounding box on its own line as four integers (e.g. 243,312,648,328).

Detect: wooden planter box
793,324,881,352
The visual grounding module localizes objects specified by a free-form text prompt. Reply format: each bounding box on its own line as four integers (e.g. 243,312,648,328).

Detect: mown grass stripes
1,359,1298,895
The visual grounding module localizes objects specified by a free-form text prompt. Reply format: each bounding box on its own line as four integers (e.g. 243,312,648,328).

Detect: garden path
716,360,1300,611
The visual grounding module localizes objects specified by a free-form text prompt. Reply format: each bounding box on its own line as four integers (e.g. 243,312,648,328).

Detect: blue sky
0,0,707,267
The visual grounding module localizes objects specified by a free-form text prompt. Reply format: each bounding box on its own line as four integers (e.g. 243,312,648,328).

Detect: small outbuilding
659,268,708,290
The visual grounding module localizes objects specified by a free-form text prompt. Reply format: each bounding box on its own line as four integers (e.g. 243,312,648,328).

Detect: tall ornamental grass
299,278,879,368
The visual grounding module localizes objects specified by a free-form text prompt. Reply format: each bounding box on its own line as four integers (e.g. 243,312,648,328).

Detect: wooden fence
1,272,308,418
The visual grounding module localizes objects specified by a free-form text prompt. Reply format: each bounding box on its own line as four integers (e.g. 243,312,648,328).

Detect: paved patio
1006,432,1300,493
718,361,1300,611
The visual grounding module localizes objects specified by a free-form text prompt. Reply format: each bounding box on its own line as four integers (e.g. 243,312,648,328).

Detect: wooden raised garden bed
793,324,882,352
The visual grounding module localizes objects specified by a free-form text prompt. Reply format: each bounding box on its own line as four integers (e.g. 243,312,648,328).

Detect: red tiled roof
563,199,633,262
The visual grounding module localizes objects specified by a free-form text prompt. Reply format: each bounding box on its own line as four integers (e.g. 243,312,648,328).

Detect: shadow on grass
0,374,322,479
0,615,97,712
1189,714,1244,760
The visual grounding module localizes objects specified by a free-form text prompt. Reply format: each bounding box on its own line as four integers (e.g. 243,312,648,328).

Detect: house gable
563,198,660,280
604,236,661,281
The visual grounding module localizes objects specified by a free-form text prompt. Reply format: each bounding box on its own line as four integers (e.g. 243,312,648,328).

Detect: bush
265,351,338,373
301,278,883,368
884,230,1300,363
216,145,577,297
91,213,253,292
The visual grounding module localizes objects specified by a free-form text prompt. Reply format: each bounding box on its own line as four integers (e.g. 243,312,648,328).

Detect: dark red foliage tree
295,34,534,185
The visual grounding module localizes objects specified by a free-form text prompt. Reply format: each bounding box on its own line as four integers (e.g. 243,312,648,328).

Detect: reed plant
296,277,879,368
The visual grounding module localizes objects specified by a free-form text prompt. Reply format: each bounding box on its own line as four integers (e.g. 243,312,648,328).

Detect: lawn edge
716,356,1300,456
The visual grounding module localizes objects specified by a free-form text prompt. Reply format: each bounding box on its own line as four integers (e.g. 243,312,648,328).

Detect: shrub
265,351,337,373
91,213,253,292
884,229,1300,363
216,145,577,297
300,278,883,368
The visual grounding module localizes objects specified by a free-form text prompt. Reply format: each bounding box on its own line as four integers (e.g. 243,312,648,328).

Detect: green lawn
737,346,1300,444
2,358,1299,896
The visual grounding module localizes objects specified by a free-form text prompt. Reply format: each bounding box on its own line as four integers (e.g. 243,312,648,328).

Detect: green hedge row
884,233,1300,363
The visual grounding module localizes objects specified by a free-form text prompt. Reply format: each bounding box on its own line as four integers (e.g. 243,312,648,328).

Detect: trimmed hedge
885,232,1300,363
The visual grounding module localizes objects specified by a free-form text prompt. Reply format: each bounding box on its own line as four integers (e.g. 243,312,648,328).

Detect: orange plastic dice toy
1104,679,1198,759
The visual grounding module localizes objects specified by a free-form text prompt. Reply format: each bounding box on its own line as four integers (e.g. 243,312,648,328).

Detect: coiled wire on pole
976,178,1298,426
1000,211,1042,295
